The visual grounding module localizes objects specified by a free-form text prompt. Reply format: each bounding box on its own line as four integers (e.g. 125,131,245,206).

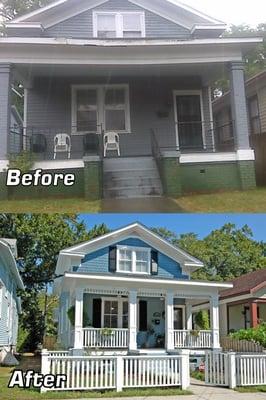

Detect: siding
78,237,187,279
44,0,191,39
257,85,266,133
0,255,19,348
26,75,214,157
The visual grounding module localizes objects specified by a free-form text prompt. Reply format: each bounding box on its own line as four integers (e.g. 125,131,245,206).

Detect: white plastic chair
54,133,71,159
104,131,120,157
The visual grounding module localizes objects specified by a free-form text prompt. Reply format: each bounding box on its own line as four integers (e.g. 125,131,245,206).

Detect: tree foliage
0,0,52,21
0,214,109,350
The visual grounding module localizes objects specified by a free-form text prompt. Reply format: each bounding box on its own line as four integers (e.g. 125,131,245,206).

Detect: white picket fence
83,328,128,348
205,351,266,388
41,350,190,393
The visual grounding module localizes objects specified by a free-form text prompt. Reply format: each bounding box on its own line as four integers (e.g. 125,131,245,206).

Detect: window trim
101,297,128,329
93,11,146,38
116,245,151,275
71,84,131,135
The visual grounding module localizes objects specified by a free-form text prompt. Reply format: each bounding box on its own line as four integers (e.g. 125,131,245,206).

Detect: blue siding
0,255,20,348
44,0,190,39
78,237,187,279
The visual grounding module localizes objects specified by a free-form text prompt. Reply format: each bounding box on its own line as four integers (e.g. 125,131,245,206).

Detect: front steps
103,157,163,199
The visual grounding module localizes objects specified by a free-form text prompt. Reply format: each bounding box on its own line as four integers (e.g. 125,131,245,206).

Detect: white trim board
179,150,255,164
33,159,85,170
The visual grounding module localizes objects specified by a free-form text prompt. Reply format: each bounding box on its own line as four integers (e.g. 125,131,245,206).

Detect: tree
0,214,110,350
0,0,52,22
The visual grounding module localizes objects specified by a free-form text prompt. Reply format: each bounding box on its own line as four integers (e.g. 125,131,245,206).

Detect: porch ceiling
14,62,228,86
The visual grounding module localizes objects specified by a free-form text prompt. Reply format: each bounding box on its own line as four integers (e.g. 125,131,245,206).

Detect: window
102,299,128,328
93,12,145,38
248,95,261,135
72,85,131,134
117,246,150,274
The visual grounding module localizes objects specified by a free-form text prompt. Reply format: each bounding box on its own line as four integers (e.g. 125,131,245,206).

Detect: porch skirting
0,155,256,200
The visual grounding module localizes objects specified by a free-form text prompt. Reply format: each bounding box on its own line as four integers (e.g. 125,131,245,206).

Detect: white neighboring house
0,239,24,363
54,222,232,355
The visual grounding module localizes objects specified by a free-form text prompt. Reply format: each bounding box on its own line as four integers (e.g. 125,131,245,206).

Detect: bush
195,310,210,330
8,150,35,173
17,325,30,352
67,305,91,327
230,323,266,348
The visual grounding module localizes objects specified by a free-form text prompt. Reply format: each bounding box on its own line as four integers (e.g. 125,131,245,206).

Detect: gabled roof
220,269,266,300
55,222,204,276
8,0,226,32
0,239,24,290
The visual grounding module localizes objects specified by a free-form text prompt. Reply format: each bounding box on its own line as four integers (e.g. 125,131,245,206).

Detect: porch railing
174,330,212,348
83,328,129,348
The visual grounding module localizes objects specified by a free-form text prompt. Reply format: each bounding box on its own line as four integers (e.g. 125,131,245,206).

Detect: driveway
101,197,184,213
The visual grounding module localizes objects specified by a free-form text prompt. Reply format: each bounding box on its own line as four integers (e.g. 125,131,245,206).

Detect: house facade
0,0,262,200
54,222,232,354
213,70,266,185
219,269,266,336
0,239,24,362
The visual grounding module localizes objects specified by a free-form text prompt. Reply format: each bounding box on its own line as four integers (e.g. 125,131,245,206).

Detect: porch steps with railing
103,157,163,199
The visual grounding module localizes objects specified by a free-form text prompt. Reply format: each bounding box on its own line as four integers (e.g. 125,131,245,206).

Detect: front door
174,93,204,150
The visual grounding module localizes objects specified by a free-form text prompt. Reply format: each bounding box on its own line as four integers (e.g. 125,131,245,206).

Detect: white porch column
165,292,174,351
210,294,220,349
186,302,192,330
128,290,137,352
74,289,83,351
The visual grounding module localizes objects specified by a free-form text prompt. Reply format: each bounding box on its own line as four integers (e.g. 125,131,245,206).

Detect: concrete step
104,185,163,199
105,176,162,189
104,157,157,172
104,169,158,180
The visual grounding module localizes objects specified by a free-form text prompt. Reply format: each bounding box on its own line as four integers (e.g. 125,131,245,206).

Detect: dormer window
93,12,145,38
117,246,150,274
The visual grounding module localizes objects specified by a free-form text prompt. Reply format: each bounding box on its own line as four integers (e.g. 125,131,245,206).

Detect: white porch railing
41,351,190,392
174,330,213,348
83,328,129,348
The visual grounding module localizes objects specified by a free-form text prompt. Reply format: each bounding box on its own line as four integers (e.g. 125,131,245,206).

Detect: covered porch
63,274,224,353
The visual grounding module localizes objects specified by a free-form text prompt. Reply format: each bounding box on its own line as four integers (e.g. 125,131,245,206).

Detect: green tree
0,0,52,22
0,214,110,350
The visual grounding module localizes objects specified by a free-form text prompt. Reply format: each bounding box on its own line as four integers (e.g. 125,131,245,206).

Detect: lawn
0,367,192,400
235,386,266,393
175,188,266,212
0,198,101,213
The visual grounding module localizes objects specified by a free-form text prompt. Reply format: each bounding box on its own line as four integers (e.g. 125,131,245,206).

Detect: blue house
54,223,232,354
0,239,24,363
0,0,263,200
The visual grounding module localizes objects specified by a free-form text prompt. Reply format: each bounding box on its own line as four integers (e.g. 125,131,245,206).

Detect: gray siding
26,75,214,157
44,0,191,39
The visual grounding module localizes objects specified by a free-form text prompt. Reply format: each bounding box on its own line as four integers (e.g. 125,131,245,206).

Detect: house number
6,168,75,187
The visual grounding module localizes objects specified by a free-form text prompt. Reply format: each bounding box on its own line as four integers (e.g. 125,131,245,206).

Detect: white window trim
71,84,131,135
101,296,128,329
93,11,146,39
173,89,206,150
116,245,151,275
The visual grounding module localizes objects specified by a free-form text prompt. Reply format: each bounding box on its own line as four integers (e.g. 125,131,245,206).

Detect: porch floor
101,197,183,213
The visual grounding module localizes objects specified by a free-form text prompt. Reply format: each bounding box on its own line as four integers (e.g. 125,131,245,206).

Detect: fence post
116,356,124,392
180,350,190,390
228,352,236,389
41,349,50,393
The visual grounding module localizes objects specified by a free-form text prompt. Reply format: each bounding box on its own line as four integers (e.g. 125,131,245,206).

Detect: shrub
67,305,91,327
230,323,266,348
8,150,34,173
195,310,210,330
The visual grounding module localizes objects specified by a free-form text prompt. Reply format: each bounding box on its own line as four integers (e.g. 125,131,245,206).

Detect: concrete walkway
101,197,183,213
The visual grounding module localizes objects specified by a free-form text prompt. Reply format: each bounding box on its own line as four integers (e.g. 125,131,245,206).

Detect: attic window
117,246,150,274
93,12,145,38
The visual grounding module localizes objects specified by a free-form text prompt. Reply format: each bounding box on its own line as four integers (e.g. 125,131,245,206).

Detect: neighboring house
0,239,24,362
213,70,266,185
54,222,232,354
10,106,23,155
219,269,266,336
0,0,262,200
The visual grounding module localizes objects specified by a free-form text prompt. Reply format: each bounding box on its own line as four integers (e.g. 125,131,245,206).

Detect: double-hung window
117,246,150,274
94,12,145,38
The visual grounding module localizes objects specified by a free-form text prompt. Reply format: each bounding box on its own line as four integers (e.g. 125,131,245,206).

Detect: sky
79,214,266,242
180,0,266,26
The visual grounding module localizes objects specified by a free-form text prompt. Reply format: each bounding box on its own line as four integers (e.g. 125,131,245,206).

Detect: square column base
238,160,256,190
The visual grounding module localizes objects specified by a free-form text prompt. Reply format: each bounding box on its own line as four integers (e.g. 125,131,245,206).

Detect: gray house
0,0,262,200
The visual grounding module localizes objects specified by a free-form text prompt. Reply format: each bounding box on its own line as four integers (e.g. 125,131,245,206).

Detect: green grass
0,367,192,400
235,386,266,393
0,198,101,213
175,188,266,212
190,371,205,382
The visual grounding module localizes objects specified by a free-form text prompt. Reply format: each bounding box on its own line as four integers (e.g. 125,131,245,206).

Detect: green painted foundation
160,158,256,196
0,172,8,200
84,160,103,201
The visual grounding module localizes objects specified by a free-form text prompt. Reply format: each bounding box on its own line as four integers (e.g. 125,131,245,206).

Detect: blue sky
79,214,266,241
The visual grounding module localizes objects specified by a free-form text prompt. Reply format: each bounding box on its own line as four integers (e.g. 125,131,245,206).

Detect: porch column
0,63,12,161
229,62,250,150
210,294,220,349
186,302,192,330
74,289,83,352
128,290,137,352
250,301,258,328
165,292,175,351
